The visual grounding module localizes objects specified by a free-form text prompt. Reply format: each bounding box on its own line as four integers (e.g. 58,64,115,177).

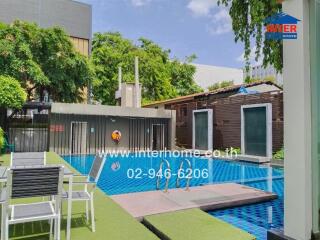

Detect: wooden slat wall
49,114,170,155
168,91,284,152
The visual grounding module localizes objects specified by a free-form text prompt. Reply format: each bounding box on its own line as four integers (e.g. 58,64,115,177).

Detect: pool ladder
176,159,192,191
156,159,192,193
156,159,171,193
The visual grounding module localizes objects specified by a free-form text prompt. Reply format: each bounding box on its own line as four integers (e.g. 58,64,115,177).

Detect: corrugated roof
143,80,282,107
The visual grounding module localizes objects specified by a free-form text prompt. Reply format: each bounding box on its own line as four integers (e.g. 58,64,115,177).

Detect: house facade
145,81,283,158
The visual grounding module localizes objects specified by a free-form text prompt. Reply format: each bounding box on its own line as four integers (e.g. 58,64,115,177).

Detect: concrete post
134,57,140,108
118,66,122,91
169,110,176,150
283,1,312,239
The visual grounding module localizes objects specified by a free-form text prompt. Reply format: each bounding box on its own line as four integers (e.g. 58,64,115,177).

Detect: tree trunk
0,107,7,131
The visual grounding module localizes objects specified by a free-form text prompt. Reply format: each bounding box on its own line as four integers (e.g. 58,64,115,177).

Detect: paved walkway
111,183,277,220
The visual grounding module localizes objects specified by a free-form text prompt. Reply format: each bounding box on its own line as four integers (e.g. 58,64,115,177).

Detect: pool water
62,154,284,240
209,179,284,240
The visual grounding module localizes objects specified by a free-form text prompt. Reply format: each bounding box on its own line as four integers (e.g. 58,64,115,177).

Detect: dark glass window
244,107,267,156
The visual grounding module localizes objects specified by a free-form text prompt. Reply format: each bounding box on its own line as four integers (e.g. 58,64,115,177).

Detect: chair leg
57,215,61,240
4,217,8,240
49,219,53,240
54,217,58,240
1,205,5,240
90,194,95,232
85,201,89,223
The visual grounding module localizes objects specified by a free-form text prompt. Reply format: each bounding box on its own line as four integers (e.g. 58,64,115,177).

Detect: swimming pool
62,154,284,240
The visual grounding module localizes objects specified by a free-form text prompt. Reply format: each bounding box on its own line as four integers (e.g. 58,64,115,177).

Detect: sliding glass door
241,104,272,158
243,107,267,156
192,109,213,151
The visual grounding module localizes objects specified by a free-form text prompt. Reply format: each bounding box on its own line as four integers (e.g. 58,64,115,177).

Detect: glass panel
194,111,208,150
244,107,267,156
152,125,164,150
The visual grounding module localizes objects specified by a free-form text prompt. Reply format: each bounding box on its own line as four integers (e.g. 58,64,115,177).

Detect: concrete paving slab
111,183,277,220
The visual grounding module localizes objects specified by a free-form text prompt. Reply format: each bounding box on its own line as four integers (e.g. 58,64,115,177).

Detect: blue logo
264,12,300,40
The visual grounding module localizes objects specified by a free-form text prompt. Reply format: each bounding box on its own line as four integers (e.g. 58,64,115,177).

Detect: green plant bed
273,147,284,160
144,209,255,240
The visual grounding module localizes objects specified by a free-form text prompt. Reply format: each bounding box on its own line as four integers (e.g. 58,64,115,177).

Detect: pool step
236,155,271,163
111,183,277,221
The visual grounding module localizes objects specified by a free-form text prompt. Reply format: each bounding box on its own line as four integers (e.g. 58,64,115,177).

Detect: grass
143,209,256,240
0,152,159,240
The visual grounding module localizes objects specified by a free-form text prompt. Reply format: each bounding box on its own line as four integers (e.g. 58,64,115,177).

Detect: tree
170,55,202,96
0,20,92,102
0,21,48,99
208,80,234,91
0,75,27,109
217,0,282,72
91,32,202,105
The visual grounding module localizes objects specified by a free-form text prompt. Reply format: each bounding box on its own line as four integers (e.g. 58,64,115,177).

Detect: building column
283,0,312,239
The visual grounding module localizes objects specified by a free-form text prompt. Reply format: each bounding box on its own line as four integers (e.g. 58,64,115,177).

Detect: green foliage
273,147,284,160
245,75,276,84
245,77,259,84
91,32,202,105
263,76,276,82
0,127,4,150
208,80,234,91
231,147,241,154
0,75,26,109
217,0,282,72
0,20,92,102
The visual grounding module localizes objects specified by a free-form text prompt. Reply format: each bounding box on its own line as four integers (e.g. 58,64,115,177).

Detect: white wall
283,0,313,239
192,63,243,90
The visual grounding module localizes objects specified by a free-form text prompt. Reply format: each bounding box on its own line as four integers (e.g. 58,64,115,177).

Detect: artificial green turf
143,209,256,240
0,152,159,240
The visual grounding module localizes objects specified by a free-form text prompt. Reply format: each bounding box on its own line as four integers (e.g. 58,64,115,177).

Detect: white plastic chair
62,154,106,233
1,165,64,240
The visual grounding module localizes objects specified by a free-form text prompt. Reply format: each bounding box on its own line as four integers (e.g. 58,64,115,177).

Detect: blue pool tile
62,154,284,240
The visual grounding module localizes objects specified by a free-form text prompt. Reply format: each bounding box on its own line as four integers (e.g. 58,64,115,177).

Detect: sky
77,0,250,69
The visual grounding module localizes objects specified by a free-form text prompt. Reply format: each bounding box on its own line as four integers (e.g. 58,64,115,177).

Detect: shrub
208,80,234,91
273,147,284,160
232,147,241,154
